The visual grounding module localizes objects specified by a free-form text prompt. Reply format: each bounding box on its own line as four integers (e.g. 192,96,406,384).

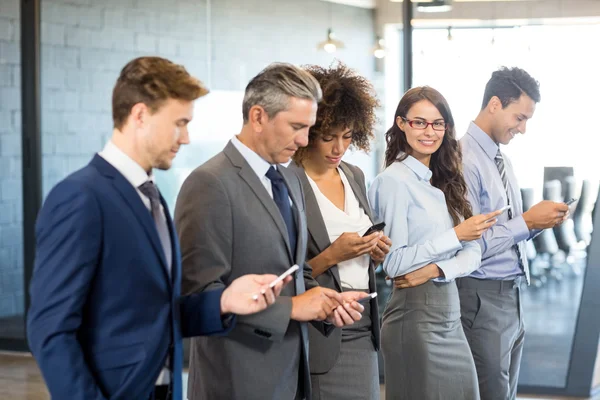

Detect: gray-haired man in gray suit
175,63,368,400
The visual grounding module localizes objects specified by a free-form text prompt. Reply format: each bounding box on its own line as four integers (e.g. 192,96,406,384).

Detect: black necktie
138,181,172,276
266,166,297,255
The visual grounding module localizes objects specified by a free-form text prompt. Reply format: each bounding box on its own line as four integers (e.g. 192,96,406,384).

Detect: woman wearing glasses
368,86,501,399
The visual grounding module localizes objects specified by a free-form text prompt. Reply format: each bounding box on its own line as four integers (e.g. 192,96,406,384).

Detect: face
397,99,446,162
134,98,193,171
309,126,353,169
489,94,536,145
256,97,317,164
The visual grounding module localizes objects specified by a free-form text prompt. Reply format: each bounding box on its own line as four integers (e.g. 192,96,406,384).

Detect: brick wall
0,0,376,317
0,0,23,318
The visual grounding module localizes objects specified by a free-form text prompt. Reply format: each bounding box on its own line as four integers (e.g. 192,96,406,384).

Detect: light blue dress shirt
368,155,482,281
461,121,532,281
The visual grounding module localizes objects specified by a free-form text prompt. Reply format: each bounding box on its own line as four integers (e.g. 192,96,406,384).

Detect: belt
456,276,523,293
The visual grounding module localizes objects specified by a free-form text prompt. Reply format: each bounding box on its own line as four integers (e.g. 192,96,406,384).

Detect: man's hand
220,274,293,315
290,287,343,322
328,291,367,327
523,200,570,230
387,263,442,289
370,235,392,264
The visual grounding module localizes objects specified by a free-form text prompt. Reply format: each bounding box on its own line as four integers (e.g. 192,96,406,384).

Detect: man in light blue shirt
458,67,569,400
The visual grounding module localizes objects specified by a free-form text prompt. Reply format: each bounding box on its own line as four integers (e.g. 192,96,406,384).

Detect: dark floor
0,315,25,340
519,260,586,388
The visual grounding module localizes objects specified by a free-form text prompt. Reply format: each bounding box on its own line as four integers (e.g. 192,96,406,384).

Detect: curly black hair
293,61,380,163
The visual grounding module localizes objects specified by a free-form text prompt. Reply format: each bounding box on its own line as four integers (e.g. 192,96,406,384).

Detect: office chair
533,180,567,280
522,187,549,287
573,179,598,246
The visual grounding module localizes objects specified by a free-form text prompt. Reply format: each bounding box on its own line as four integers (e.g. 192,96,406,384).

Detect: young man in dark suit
27,56,289,400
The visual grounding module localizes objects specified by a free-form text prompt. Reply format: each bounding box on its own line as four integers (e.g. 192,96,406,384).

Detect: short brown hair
242,62,322,123
112,56,209,129
293,62,379,163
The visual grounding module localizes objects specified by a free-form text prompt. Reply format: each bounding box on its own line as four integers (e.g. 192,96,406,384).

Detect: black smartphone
362,222,386,237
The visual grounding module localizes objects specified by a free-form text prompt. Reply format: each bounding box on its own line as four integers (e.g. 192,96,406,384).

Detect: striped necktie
494,149,529,282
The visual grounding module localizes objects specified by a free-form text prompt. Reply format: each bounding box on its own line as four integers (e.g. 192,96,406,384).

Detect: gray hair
242,62,323,123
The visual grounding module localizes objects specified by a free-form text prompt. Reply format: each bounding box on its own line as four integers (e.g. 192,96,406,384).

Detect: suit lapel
224,142,293,260
162,195,179,293
279,165,305,264
289,163,331,252
340,162,374,222
288,162,342,290
91,155,171,283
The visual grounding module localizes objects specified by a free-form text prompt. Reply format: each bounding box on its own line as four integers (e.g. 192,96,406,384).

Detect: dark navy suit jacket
27,155,234,400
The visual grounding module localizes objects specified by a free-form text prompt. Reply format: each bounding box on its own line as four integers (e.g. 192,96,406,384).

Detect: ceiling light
416,1,452,13
372,36,386,58
318,28,345,53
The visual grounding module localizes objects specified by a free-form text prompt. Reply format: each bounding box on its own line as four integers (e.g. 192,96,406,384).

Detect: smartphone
362,222,386,237
357,292,378,305
252,265,299,300
485,205,512,223
269,264,299,288
566,198,578,206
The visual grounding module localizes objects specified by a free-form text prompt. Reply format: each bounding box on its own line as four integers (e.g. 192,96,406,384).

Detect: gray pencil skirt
381,280,480,400
310,289,380,400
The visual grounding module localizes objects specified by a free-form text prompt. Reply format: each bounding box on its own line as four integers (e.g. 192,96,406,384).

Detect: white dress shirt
306,168,372,290
98,140,171,386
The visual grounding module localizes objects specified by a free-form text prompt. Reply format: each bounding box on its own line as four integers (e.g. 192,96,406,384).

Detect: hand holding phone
252,265,299,301
357,292,377,305
485,205,511,223
362,222,386,237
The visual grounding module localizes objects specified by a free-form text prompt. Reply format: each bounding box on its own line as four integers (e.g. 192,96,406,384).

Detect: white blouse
306,168,372,290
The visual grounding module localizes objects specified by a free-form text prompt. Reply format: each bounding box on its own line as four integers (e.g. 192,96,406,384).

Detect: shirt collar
98,140,152,188
467,121,499,161
231,136,274,178
401,154,433,181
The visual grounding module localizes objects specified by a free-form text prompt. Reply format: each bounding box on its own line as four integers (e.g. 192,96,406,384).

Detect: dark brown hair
481,66,540,109
293,61,379,163
112,56,208,130
384,86,472,225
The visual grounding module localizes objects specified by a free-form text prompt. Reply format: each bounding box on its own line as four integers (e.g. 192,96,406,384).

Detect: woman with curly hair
368,87,502,399
287,62,391,400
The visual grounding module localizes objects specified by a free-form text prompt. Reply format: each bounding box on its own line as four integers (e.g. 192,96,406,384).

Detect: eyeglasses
402,117,447,131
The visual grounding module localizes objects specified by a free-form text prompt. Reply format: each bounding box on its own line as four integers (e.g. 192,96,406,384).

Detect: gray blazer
175,141,321,400
287,161,381,374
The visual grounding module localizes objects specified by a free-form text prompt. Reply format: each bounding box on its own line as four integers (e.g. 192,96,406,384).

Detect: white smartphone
486,205,512,223
269,264,299,288
252,265,299,301
357,292,378,305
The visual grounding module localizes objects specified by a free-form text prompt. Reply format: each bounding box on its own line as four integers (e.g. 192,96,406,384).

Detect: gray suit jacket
287,161,381,374
175,141,319,400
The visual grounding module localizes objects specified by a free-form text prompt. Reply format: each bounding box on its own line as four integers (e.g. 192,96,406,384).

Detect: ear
248,105,268,133
487,96,502,114
130,102,149,129
396,116,405,130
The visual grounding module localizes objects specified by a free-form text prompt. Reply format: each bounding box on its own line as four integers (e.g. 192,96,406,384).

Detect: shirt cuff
434,228,463,255
508,216,530,244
